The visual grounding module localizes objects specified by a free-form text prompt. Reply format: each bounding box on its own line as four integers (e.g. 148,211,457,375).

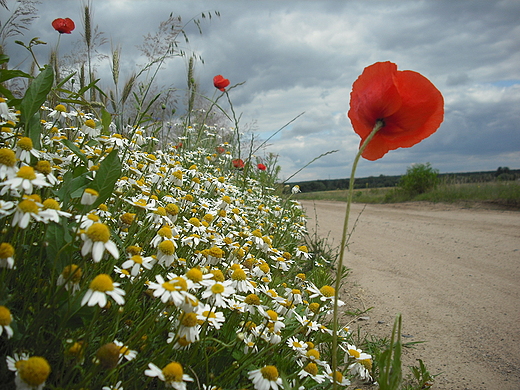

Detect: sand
301,200,520,390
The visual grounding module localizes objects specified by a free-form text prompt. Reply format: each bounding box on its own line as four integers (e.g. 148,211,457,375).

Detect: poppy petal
348,61,444,161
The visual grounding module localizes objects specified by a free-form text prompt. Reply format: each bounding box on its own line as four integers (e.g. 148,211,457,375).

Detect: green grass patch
295,181,520,209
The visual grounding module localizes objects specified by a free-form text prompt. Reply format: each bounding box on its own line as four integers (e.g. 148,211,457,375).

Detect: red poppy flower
52,18,75,34
216,146,225,154
213,75,230,92
348,61,444,161
232,159,244,169
257,163,266,171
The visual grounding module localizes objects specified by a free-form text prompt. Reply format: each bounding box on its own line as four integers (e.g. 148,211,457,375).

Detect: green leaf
90,148,121,209
61,139,89,165
45,221,73,271
0,54,9,65
20,65,54,125
0,69,32,83
101,108,112,134
54,170,90,208
27,112,41,150
56,71,76,89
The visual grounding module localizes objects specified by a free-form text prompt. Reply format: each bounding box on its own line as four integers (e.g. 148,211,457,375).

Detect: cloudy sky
2,0,519,181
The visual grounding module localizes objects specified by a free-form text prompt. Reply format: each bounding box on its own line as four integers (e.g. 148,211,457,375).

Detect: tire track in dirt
301,200,520,390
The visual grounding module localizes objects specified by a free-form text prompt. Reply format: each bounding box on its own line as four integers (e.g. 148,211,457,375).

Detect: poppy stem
331,120,384,389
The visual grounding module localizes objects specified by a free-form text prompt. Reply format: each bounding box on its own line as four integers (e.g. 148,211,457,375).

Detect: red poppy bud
216,146,225,154
213,75,230,92
232,159,244,169
257,163,266,171
52,18,75,34
348,61,444,161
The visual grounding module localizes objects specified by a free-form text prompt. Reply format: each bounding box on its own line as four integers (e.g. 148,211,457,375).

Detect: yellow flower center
208,247,224,258
163,276,187,292
17,137,33,151
172,170,183,180
258,263,270,274
154,207,166,216
0,148,16,166
181,312,198,327
54,104,66,112
18,199,39,214
87,213,100,222
189,217,200,227
348,349,361,359
231,268,247,281
158,240,175,255
131,255,143,264
266,310,278,321
84,188,99,197
291,289,301,295
165,203,179,215
96,343,120,369
319,285,335,297
86,223,110,243
16,166,36,180
329,370,343,383
61,264,82,283
42,198,60,210
211,283,225,294
304,362,318,376
298,245,308,253
260,365,279,381
308,302,320,314
0,242,15,258
211,269,225,282
89,274,115,292
244,294,261,305
34,160,52,174
0,306,12,325
120,212,136,225
126,245,141,255
185,268,203,282
162,362,184,382
84,119,96,128
157,226,173,238
306,349,320,360
18,357,51,386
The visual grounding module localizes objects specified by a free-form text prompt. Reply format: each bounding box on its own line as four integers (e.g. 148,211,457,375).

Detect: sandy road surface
301,200,520,390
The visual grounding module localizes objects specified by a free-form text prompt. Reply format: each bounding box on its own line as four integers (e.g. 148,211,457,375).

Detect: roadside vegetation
295,167,520,210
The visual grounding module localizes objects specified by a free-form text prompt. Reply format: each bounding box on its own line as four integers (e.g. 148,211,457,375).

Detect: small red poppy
52,18,75,34
213,75,230,92
232,159,244,169
216,146,225,154
257,163,266,171
348,61,444,161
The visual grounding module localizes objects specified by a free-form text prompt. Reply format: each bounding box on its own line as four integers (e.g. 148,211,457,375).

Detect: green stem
331,120,383,388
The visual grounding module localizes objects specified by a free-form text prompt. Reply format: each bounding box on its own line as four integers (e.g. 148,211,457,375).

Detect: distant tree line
288,167,520,193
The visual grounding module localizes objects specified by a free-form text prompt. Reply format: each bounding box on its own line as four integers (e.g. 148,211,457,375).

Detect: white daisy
248,365,283,390
145,361,193,390
81,274,125,307
80,223,120,262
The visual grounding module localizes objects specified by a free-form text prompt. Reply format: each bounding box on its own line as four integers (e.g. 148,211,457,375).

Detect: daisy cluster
0,98,373,389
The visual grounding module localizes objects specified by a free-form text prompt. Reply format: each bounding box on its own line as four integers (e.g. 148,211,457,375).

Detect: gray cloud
3,0,519,180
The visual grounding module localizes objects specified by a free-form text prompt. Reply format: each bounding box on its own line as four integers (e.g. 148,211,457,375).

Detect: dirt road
301,200,520,390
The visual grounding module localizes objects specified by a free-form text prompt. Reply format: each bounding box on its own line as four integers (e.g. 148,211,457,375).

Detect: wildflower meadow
0,4,443,390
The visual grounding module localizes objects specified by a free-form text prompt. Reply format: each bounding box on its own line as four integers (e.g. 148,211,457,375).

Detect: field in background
294,180,520,209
